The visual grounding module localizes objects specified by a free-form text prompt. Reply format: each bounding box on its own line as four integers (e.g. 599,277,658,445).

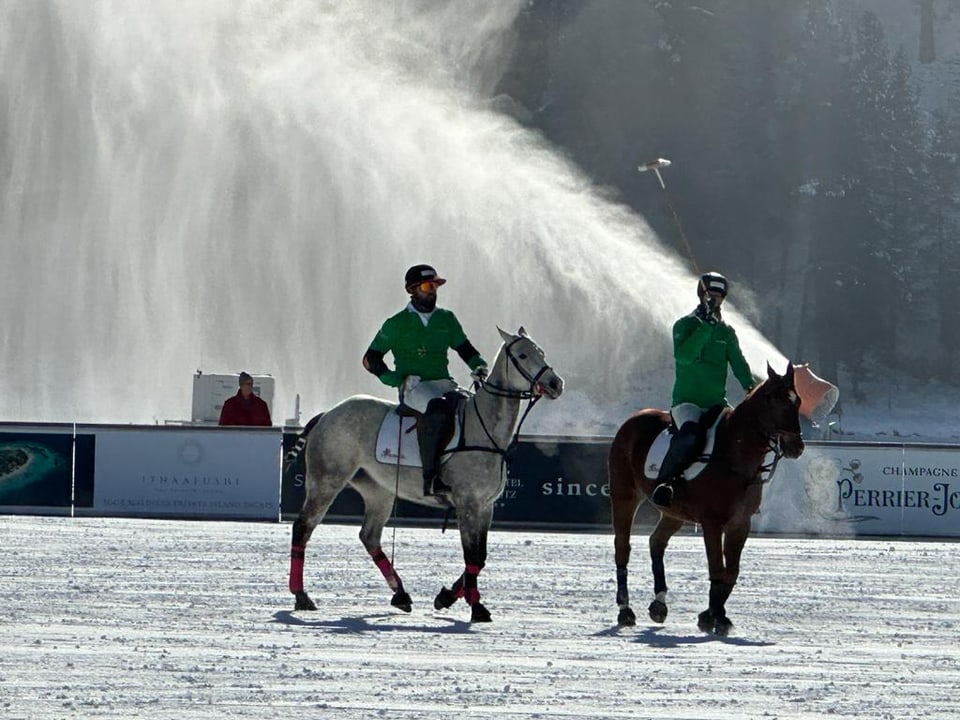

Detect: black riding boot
418,404,452,497
651,421,701,508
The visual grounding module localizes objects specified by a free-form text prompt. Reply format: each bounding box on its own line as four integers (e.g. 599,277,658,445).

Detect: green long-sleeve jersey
670,311,754,408
366,306,485,387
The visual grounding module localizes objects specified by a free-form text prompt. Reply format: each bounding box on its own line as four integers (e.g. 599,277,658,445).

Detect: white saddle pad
643,414,722,481
375,409,462,468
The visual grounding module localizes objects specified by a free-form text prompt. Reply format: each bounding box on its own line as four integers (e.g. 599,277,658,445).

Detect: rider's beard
411,294,437,313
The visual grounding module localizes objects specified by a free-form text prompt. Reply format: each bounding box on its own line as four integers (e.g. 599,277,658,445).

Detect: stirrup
423,474,451,497
651,482,674,508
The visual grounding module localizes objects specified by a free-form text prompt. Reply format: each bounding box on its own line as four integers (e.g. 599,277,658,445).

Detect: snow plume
0,0,786,426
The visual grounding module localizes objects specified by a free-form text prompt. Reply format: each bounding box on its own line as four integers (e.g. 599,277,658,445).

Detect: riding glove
695,303,719,325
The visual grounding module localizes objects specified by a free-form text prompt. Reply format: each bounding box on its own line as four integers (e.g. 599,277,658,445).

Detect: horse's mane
726,365,797,429
738,379,767,408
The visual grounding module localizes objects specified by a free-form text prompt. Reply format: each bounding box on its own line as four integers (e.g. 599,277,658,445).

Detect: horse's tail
283,412,324,468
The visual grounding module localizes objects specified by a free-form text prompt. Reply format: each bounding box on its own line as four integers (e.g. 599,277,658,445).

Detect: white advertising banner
91,428,281,520
756,443,960,537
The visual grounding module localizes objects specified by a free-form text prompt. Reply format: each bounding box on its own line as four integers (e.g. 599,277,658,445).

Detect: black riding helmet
698,271,728,299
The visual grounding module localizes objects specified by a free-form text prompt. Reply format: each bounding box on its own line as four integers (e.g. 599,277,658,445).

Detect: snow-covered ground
2,515,958,719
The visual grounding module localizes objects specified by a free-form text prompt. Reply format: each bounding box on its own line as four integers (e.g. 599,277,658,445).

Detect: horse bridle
475,336,552,400
753,408,803,484
454,336,553,460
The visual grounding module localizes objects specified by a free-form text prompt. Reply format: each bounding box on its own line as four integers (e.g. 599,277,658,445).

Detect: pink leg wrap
370,548,401,592
289,545,305,594
464,563,482,605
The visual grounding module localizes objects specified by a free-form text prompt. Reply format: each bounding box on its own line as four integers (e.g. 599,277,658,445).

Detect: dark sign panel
500,437,660,530
73,434,97,508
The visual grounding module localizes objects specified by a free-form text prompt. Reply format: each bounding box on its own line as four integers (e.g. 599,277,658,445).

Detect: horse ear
498,326,513,343
766,361,777,381
785,361,795,381
518,325,528,337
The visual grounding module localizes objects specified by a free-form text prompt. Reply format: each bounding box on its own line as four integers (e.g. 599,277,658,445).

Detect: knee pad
673,422,702,457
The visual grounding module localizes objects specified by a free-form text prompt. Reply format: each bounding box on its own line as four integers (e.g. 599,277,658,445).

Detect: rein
755,436,786,485
760,429,803,481
735,395,802,487
443,336,549,465
428,337,550,534
458,393,541,458
472,336,551,401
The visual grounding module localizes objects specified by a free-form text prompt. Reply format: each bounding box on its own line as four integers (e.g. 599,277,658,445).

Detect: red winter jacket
218,391,272,426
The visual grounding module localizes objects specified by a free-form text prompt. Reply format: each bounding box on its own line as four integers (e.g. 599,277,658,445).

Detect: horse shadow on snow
272,610,474,635
594,624,775,648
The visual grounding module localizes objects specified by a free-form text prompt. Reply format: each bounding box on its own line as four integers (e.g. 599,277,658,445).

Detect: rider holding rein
362,264,488,498
652,271,755,508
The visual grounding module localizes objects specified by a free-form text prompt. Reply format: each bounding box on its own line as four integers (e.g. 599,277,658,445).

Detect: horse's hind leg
289,493,331,611
290,467,348,611
356,485,412,613
648,514,684,624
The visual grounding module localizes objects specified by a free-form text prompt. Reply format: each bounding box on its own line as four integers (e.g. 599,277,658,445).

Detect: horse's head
490,326,564,399
748,362,805,459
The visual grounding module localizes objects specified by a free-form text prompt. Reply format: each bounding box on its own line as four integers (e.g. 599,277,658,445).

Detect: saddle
374,392,466,468
643,405,725,481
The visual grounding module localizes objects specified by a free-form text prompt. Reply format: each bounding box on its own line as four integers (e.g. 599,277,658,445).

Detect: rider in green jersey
651,272,755,507
363,264,487,497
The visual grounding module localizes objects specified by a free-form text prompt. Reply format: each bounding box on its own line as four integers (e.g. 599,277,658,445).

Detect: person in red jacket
218,372,272,426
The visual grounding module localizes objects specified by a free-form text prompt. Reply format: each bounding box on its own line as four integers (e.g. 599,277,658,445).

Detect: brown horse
608,362,804,635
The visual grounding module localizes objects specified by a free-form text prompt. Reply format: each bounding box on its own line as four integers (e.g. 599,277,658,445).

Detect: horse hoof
294,591,317,611
434,586,458,610
648,599,668,624
698,609,732,636
391,590,413,613
713,615,733,637
617,606,636,626
470,602,492,623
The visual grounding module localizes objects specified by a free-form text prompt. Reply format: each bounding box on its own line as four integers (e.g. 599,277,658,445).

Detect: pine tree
928,69,960,378
782,1,873,391
883,47,940,372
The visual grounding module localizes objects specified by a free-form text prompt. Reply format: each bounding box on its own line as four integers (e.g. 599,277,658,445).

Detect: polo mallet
638,157,700,274
638,157,671,189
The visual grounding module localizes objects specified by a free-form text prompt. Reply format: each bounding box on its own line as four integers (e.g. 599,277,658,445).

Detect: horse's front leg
698,521,736,636
647,514,684,625
434,503,492,623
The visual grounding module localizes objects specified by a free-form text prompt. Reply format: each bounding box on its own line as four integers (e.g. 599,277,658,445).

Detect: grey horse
287,327,564,622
